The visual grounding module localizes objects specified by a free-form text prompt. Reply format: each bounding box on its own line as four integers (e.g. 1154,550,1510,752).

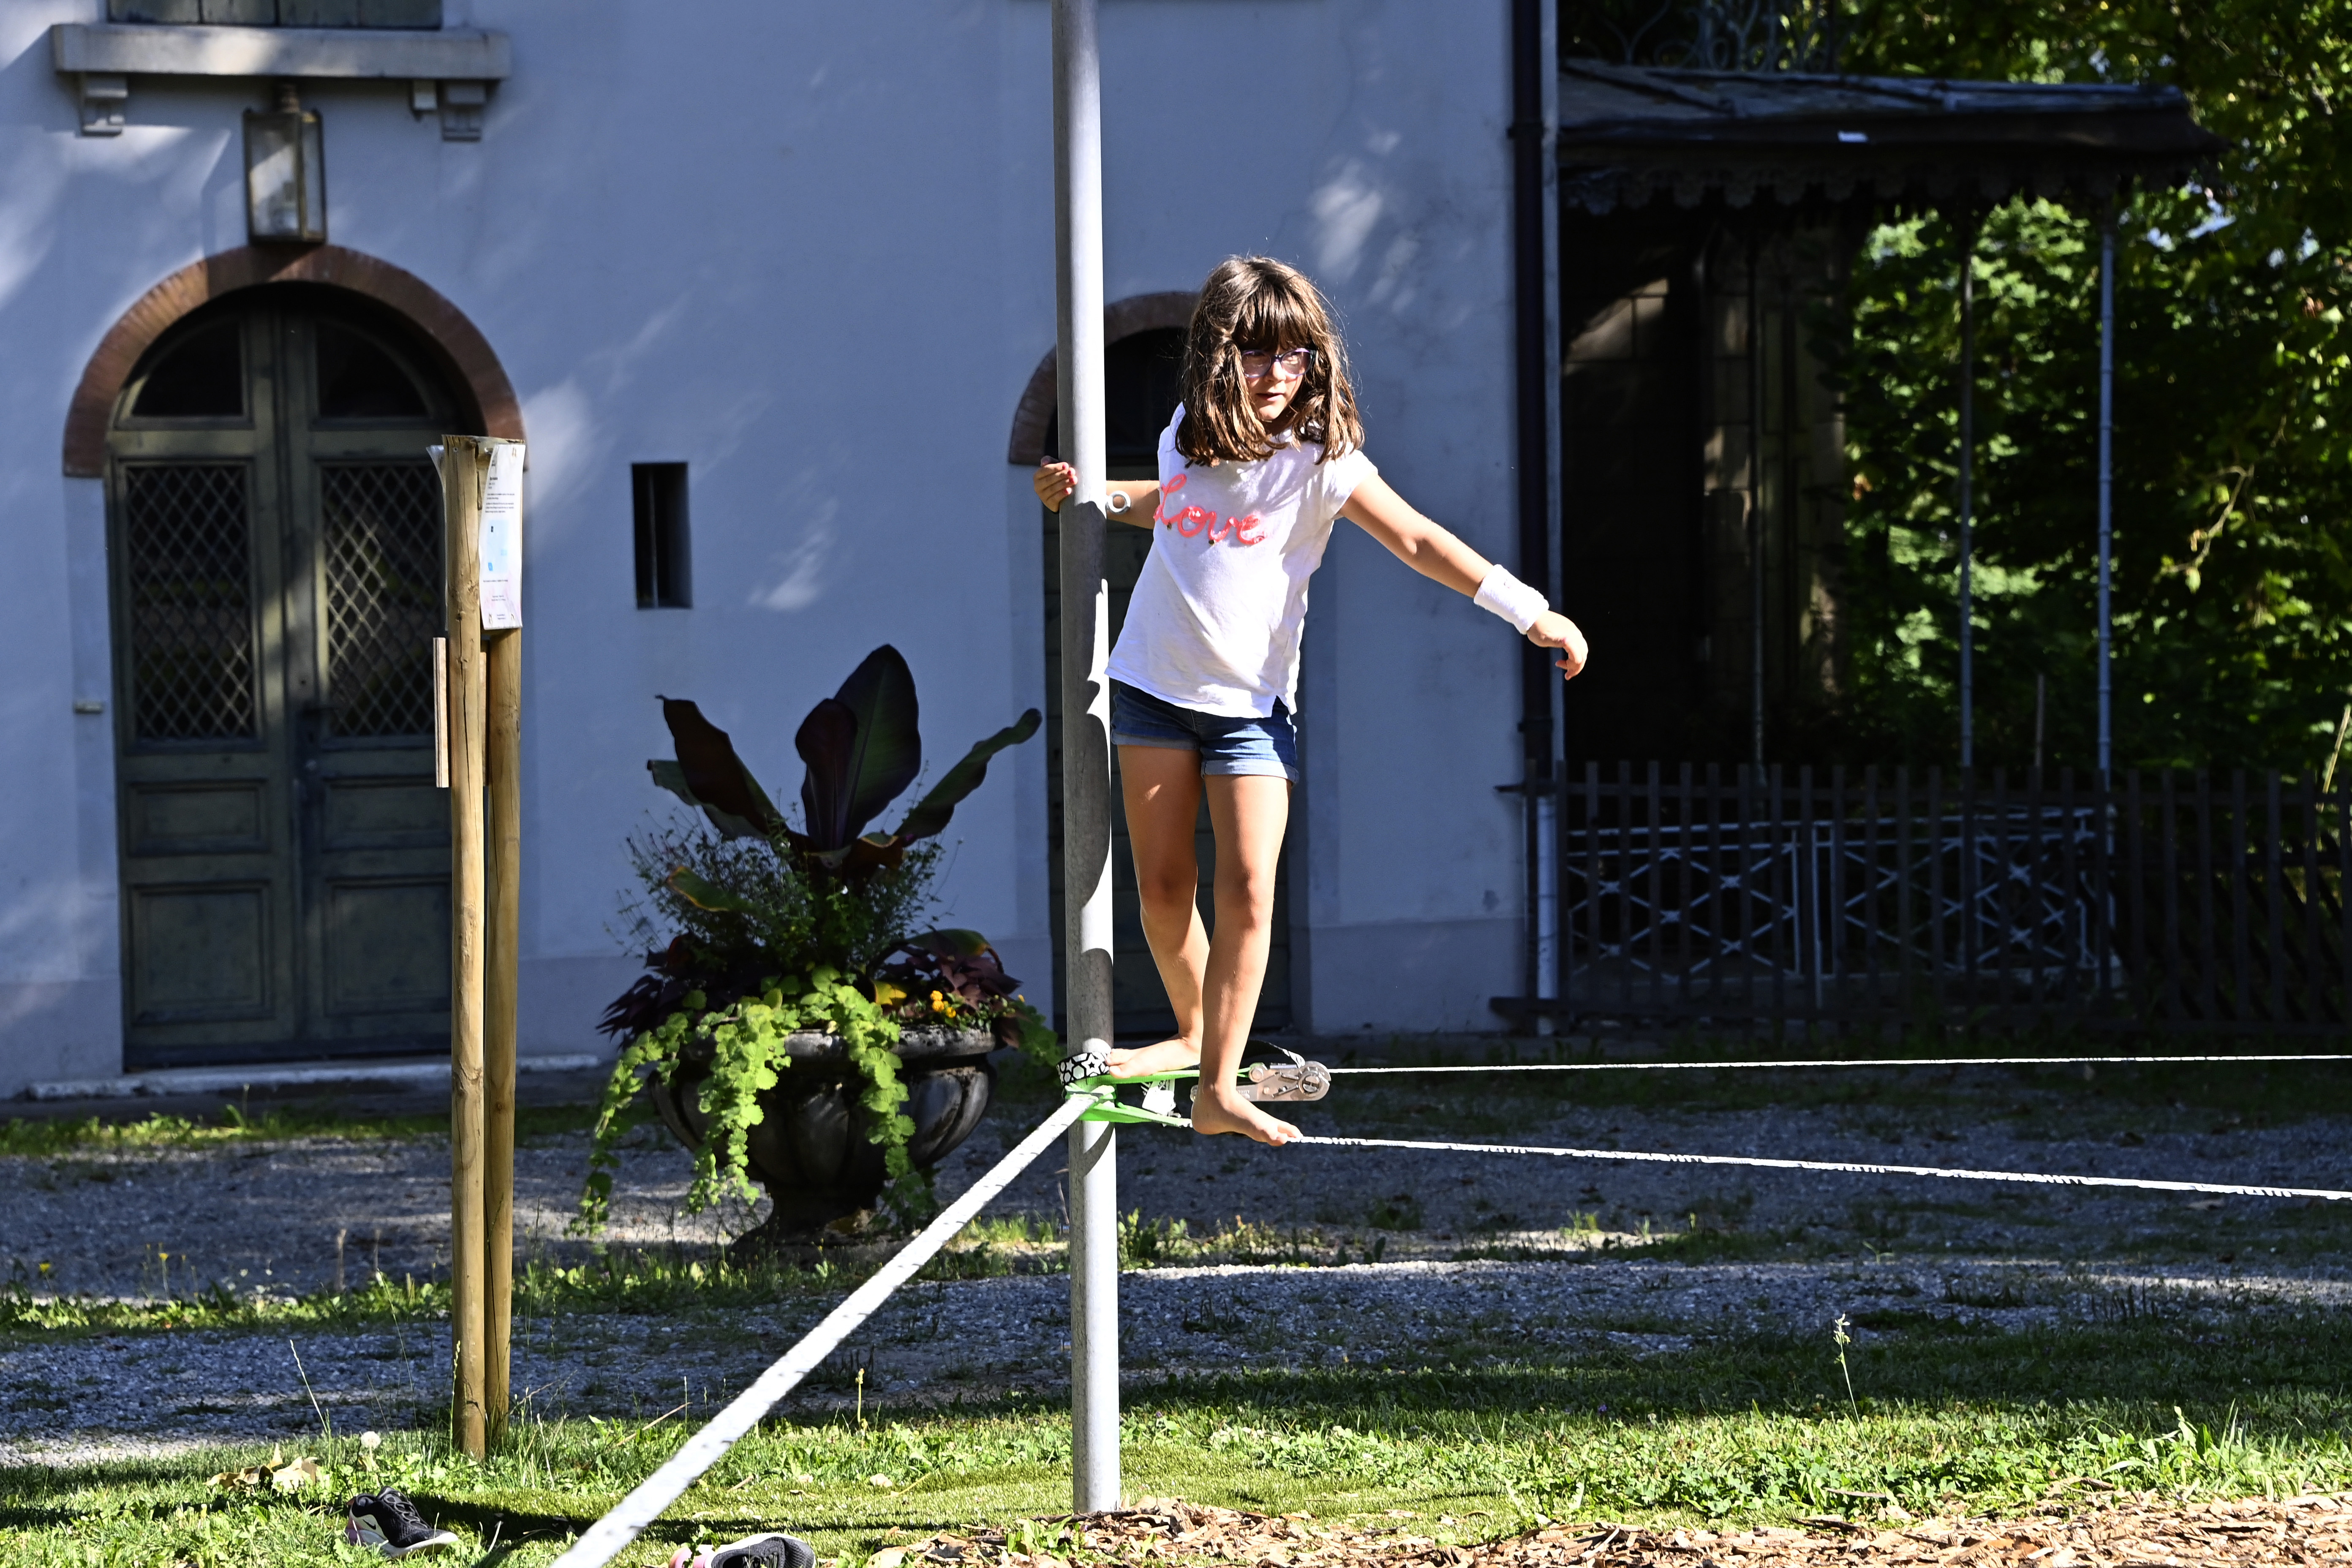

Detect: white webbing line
1329,1053,2352,1075
548,1092,1099,1568
1291,1132,2352,1202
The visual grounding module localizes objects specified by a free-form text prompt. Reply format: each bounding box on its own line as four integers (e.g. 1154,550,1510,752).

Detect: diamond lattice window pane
323,462,443,738
124,463,257,743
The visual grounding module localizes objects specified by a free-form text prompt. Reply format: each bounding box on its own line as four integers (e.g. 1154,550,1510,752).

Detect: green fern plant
576,968,913,1232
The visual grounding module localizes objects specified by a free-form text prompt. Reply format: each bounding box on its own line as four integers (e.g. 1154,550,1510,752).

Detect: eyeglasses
1237,346,1315,381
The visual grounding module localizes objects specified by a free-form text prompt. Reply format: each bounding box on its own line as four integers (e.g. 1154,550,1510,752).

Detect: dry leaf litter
876,1493,2352,1568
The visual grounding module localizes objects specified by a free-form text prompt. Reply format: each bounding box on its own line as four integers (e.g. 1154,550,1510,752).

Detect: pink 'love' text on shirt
1153,474,1265,547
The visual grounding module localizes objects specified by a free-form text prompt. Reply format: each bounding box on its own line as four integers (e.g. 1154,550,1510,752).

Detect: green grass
8,1315,2352,1564
9,1034,2352,1563
2,1208,1833,1343
0,1206,1596,1339
0,1100,604,1159
0,1247,878,1339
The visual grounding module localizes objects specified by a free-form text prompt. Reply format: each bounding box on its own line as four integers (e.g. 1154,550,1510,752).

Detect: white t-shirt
1105,407,1377,718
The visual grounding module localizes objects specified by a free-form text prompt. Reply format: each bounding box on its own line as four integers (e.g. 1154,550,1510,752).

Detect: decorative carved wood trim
64,244,522,476
1006,290,1198,466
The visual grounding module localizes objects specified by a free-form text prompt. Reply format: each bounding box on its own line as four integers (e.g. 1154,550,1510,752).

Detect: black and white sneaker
344,1489,462,1557
667,1533,818,1568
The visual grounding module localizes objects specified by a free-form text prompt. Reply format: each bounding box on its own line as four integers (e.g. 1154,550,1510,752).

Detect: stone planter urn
648,1026,997,1259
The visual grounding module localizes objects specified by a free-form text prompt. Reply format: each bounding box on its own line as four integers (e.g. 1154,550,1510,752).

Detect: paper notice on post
478,442,524,630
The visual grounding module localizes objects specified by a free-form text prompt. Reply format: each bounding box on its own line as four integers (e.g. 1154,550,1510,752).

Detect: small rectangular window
632,463,691,609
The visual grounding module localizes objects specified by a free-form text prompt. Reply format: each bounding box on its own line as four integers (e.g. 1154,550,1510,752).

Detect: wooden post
440,435,491,1460
485,623,521,1444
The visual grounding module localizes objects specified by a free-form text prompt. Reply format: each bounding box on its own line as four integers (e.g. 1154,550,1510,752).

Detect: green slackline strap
1058,1046,1330,1123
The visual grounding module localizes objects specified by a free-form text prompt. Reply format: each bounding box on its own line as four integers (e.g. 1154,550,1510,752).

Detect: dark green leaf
808,833,907,878
909,928,993,959
830,645,924,842
648,759,762,840
893,708,1042,842
660,700,785,834
648,758,700,808
667,866,759,915
795,697,859,850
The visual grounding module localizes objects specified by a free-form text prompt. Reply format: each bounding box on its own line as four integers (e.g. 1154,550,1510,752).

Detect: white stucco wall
1075,0,1526,1037
0,0,1524,1098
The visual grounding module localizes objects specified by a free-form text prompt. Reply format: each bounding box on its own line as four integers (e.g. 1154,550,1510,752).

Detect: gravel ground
7,1252,2344,1467
8,1073,2348,1300
5,1056,2350,1465
0,1130,751,1301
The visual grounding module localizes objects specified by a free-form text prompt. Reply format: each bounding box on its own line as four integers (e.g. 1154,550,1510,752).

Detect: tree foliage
1828,0,2352,771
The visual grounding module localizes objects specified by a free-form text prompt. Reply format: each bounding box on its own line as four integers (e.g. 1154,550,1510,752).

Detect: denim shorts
1109,680,1300,782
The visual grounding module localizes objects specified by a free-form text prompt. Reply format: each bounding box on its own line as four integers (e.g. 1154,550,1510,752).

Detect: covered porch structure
1546,62,2224,768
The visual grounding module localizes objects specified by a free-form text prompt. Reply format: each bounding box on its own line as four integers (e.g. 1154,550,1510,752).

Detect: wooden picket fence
1503,763,2352,1034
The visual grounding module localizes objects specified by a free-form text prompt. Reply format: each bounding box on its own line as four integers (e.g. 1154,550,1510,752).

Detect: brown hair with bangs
1175,256,1364,466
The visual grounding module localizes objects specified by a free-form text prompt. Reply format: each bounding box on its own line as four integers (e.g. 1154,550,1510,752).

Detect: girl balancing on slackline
1034,256,1588,1146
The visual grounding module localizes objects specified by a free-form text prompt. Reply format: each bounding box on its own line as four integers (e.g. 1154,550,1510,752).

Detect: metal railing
1497,763,2352,1033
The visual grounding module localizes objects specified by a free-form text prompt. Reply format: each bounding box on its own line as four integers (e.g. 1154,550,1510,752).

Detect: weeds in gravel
1832,1313,1860,1419
9,1318,2352,1564
0,1101,603,1158
5,1209,1360,1339
0,1249,853,1337
0,1210,1863,1343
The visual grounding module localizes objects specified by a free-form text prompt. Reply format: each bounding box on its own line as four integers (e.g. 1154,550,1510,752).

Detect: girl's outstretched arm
1340,475,1590,678
1032,461,1159,528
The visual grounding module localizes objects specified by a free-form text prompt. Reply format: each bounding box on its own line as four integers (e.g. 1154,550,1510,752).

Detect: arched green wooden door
108,288,468,1067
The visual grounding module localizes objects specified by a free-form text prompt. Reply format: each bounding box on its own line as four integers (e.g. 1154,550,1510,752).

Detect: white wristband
1473,565,1549,634
1106,490,1130,515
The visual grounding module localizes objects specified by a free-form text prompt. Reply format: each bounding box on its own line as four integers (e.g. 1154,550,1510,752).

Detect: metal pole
1539,0,1563,1026
1956,215,1977,771
2096,203,2115,782
1511,0,1560,1027
2034,672,2046,776
1051,0,1119,1516
1749,233,1766,768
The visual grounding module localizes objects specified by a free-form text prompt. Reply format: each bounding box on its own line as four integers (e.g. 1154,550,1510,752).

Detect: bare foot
1190,1088,1300,1146
1103,1038,1200,1077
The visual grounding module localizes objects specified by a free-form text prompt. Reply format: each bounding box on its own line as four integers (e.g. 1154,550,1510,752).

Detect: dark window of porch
109,0,443,27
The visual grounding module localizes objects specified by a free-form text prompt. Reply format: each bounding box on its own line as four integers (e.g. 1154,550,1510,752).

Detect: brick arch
1005,290,1198,466
63,244,523,476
